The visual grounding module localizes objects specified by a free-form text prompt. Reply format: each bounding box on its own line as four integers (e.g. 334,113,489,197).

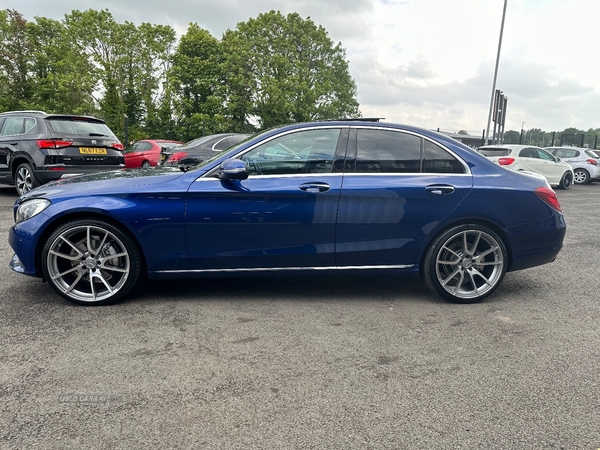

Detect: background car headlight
15,199,51,224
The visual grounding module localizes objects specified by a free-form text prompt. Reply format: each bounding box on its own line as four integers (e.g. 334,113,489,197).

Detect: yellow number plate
79,148,107,155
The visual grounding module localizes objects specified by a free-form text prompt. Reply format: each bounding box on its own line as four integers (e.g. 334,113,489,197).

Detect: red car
123,139,183,168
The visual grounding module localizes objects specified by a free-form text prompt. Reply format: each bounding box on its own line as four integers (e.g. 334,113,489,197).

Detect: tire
15,163,40,196
422,224,507,304
558,171,573,190
573,169,590,184
141,160,151,169
41,218,141,306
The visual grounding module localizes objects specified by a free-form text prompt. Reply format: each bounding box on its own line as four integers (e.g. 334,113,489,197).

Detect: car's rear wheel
423,224,507,304
558,171,573,190
573,169,590,184
15,163,40,196
41,219,141,306
141,160,151,169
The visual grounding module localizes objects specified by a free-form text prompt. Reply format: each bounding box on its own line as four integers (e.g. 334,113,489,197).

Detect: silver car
545,147,600,184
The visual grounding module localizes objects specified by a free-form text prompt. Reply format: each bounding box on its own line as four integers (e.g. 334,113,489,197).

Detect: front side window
241,129,340,176
536,149,555,161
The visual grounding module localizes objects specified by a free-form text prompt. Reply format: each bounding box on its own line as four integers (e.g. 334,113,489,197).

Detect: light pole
519,121,524,144
485,0,508,144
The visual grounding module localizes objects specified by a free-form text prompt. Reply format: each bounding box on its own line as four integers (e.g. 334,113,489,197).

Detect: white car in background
545,146,600,184
478,144,574,190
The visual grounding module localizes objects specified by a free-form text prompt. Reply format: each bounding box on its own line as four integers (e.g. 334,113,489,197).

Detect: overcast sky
2,0,598,134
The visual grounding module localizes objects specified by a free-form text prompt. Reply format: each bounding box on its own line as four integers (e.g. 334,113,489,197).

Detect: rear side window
519,148,539,158
478,148,511,157
353,129,465,174
0,117,36,136
424,141,466,173
555,149,579,158
47,118,115,137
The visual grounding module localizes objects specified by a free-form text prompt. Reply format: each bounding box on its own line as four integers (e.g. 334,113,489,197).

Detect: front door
185,127,347,270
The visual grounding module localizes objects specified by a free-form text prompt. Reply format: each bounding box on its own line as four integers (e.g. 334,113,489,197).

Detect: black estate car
0,110,124,195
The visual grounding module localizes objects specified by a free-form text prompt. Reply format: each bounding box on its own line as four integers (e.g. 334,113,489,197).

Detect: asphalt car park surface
1,183,599,449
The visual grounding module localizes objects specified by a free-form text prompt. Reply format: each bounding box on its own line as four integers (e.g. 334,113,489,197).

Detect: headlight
15,199,51,224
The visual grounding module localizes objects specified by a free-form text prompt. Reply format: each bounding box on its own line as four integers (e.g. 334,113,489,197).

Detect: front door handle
299,182,330,193
425,184,455,195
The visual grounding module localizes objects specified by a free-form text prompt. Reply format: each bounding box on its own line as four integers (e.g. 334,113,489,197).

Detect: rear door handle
299,182,330,193
425,185,455,195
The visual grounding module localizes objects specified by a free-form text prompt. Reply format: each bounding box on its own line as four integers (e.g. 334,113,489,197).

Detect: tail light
37,139,73,149
112,142,125,151
535,187,561,212
586,159,597,166
498,157,515,165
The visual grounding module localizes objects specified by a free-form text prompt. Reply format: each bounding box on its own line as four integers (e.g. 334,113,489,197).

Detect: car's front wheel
141,160,151,169
15,163,40,196
422,224,507,304
573,168,590,184
41,219,142,305
558,171,573,190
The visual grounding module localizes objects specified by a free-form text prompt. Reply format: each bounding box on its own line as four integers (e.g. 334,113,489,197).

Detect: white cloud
4,0,600,132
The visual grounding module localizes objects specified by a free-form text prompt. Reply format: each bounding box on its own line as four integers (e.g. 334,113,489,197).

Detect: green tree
222,10,360,130
168,23,226,141
27,16,98,114
0,9,34,111
502,130,520,144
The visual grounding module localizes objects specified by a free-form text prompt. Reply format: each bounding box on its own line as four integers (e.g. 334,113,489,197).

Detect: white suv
545,147,600,184
478,144,574,190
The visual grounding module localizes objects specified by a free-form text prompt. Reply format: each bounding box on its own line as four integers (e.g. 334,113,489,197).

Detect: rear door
517,147,545,174
336,128,473,267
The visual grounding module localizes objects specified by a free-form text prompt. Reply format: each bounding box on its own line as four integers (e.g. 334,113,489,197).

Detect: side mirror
555,157,561,162
218,158,248,180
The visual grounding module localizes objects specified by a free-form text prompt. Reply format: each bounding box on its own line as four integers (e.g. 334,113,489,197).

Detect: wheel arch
35,211,148,279
10,154,36,179
418,218,513,276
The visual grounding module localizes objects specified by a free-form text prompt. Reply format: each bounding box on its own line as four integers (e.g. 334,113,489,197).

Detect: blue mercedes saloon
8,120,566,305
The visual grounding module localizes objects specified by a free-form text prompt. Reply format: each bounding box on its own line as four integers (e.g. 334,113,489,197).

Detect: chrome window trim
199,124,472,180
195,172,470,181
156,264,414,274
210,135,231,151
195,173,343,181
342,172,472,177
352,125,472,175
201,125,348,179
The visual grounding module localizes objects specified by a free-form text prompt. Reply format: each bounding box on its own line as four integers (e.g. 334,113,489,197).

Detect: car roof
0,110,106,123
479,144,543,150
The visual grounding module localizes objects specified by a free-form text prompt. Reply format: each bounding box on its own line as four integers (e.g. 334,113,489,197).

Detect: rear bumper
506,213,566,272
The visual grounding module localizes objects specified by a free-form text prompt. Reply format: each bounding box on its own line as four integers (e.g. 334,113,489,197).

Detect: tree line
0,8,360,142
502,127,600,149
